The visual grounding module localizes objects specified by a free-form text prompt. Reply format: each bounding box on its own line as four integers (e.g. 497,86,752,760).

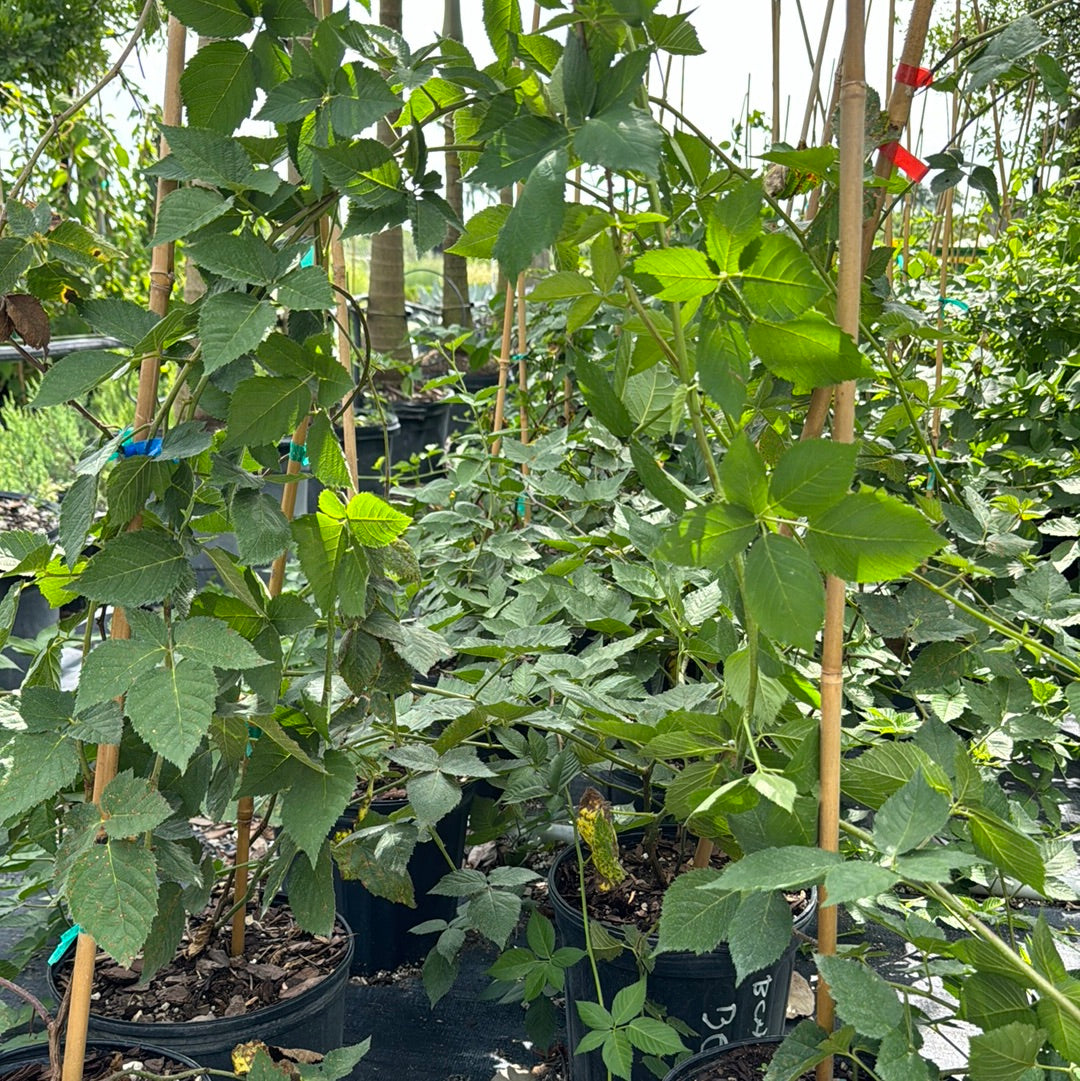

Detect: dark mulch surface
53,903,347,1024
0,1047,197,1081
677,1042,866,1081
0,497,57,535
553,836,809,934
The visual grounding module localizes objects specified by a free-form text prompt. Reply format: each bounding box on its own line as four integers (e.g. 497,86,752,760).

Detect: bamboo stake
802,0,936,443
62,19,187,1081
515,273,531,523
797,0,836,147
491,283,515,457
816,2,865,1075
771,0,782,144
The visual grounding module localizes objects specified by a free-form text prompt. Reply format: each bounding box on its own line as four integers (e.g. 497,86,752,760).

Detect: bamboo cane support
62,19,187,1081
331,231,359,494
772,0,782,143
515,273,530,523
803,0,935,443
816,3,865,1076
491,283,515,457
797,0,836,147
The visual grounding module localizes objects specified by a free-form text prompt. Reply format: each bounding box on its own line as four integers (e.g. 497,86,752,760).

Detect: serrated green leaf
186,231,278,286
717,845,842,892
739,233,825,321
873,770,951,856
959,973,1036,1031
528,271,597,302
743,533,823,651
199,293,277,374
223,375,310,451
493,148,567,283
445,205,510,259
0,731,80,822
76,532,189,606
968,1021,1046,1081
163,0,253,36
157,125,254,188
467,887,521,949
341,492,412,546
705,180,762,273
656,867,738,954
815,953,903,1038
100,770,172,838
407,770,461,825
59,473,96,568
0,239,35,294
749,314,872,389
626,1017,687,1057
256,76,326,123
78,298,157,347
635,248,718,301
181,41,256,133
31,351,129,407
280,749,357,861
67,841,157,966
768,441,856,517
288,840,336,937
275,265,333,310
575,355,634,438
968,810,1046,894
174,616,268,669
727,891,793,985
125,658,217,769
483,0,523,65
658,502,756,569
76,638,166,710
139,881,186,985
821,862,898,907
806,491,941,583
232,489,293,565
150,188,232,246
574,105,661,178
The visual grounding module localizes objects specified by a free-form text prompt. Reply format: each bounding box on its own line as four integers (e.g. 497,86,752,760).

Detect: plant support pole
515,272,530,523
62,17,187,1081
817,2,864,1077
491,282,515,457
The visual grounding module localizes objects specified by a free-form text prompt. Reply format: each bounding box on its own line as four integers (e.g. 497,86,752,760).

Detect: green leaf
483,0,522,66
658,503,757,569
280,750,357,861
815,953,902,1038
446,205,511,259
76,638,166,710
174,616,268,670
872,771,951,856
150,188,232,246
223,376,310,451
601,1029,634,1081
574,105,661,178
717,845,843,891
186,232,278,286
528,271,597,302
67,841,157,966
140,881,186,985
743,534,823,651
493,147,567,282
100,770,172,838
334,823,417,905
720,432,768,513
727,891,793,985
256,76,325,123
768,441,855,517
656,867,738,954
275,265,333,310
466,887,521,948
181,41,256,133
199,293,277,373
575,356,634,438
407,770,461,826
739,234,825,321
1035,978,1080,1063
342,493,412,546
306,412,351,489
76,532,189,606
0,732,80,822
629,440,686,513
0,239,35,294
635,248,719,301
31,350,129,407
232,490,293,566
610,979,647,1026
843,742,947,809
313,139,395,195
806,491,941,583
626,1017,687,1057
293,511,368,618
78,299,157,347
105,457,154,527
705,180,762,274
748,314,872,389
959,973,1036,1031
968,810,1046,894
821,862,898,907
968,1022,1046,1081
327,66,401,137
125,658,218,769
157,125,254,189
288,840,336,936
59,474,96,568
163,0,253,37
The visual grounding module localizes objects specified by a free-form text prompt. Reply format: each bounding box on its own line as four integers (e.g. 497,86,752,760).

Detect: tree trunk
440,0,471,329
367,0,413,370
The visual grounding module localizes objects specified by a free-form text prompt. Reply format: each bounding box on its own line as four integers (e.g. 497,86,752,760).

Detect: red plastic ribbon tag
879,141,929,183
895,63,933,88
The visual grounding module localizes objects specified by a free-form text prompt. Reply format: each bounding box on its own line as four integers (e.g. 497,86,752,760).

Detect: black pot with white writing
548,836,816,1081
661,1035,784,1081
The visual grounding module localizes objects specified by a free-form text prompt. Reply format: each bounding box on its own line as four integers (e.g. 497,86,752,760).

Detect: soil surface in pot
554,835,809,934
53,900,348,1024
1,1047,197,1081
680,1042,861,1081
0,496,57,534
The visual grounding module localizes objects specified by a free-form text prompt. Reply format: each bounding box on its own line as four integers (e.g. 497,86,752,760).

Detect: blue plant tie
516,495,527,517
511,352,529,361
938,297,969,313
121,438,163,458
48,924,81,965
300,246,316,268
288,441,309,467
246,723,260,758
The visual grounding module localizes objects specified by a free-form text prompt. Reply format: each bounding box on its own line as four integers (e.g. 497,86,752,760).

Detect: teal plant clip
288,441,309,467
246,722,260,758
48,923,81,965
938,297,969,313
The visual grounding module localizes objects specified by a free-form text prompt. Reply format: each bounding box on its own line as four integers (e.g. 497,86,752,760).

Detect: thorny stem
0,976,54,1031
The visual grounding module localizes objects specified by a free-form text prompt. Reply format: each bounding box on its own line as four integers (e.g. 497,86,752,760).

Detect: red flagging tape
879,141,929,183
895,63,933,88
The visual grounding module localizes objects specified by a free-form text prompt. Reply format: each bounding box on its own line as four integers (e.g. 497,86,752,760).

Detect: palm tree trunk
368,0,413,371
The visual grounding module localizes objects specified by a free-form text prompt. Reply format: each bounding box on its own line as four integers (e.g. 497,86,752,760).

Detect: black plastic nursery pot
332,790,473,975
661,1034,784,1081
549,839,817,1081
47,918,354,1072
448,369,500,438
0,1040,206,1081
391,400,451,479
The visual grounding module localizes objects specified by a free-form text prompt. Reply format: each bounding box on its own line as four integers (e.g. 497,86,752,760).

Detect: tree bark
367,0,413,369
440,0,472,329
